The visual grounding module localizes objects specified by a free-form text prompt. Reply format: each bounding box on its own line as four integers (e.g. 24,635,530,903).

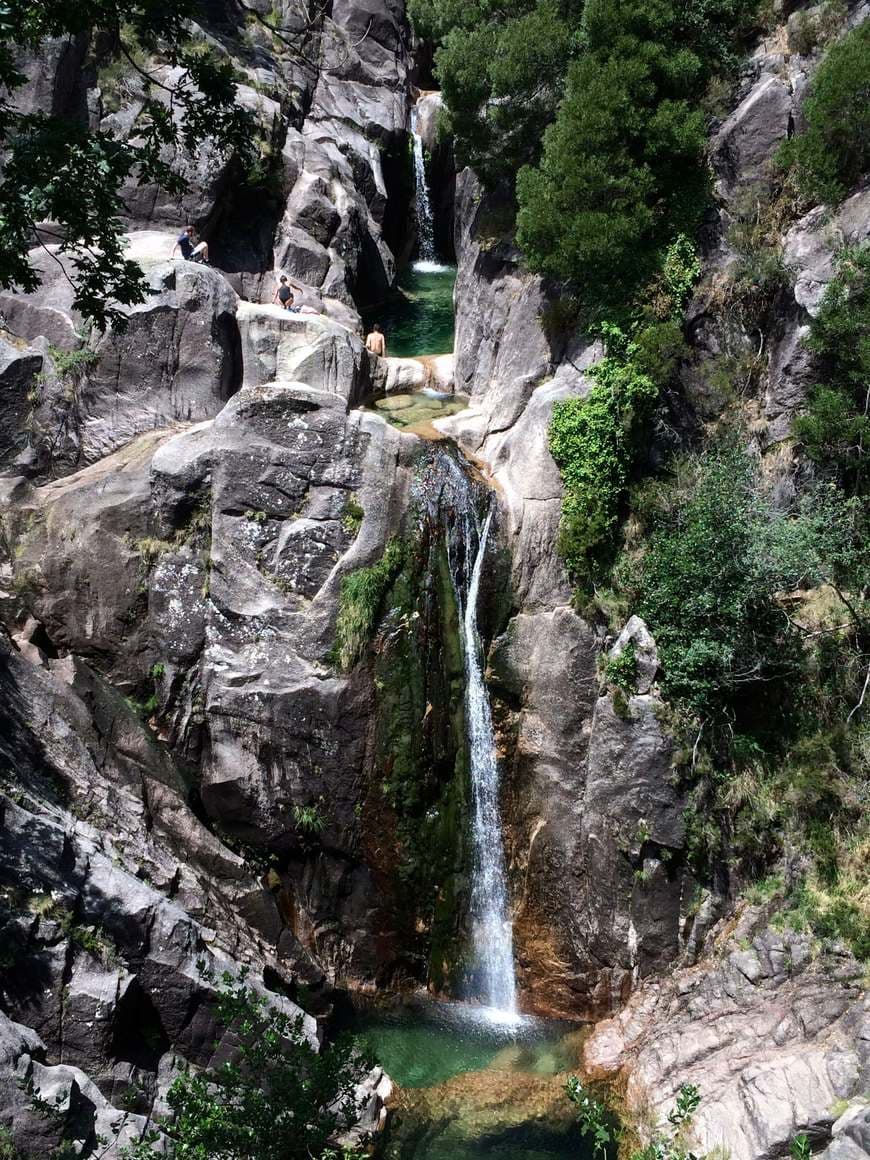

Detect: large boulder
2,378,418,988
3,247,242,476
78,261,242,465
237,302,370,402
0,617,342,1156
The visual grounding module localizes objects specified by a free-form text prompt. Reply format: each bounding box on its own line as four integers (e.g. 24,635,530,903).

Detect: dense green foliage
548,237,697,575
123,972,368,1160
778,20,870,204
794,245,870,494
621,445,868,956
407,0,583,183
629,447,866,715
333,539,405,670
549,338,658,576
411,0,759,313
0,1,253,326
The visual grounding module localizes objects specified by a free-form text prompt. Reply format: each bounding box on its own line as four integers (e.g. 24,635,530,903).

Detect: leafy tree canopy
0,1,253,327
122,970,370,1160
408,0,585,183
516,0,759,307
413,0,762,311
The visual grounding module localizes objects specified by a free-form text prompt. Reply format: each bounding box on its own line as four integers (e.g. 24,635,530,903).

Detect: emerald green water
364,263,457,358
351,1001,595,1160
369,391,468,431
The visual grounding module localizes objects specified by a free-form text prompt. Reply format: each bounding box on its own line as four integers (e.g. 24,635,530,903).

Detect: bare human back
365,324,386,357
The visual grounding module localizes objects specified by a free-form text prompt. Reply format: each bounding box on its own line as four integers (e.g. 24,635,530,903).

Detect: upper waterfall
411,104,439,270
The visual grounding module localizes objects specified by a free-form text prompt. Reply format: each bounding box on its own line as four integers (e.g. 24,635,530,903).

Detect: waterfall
411,106,439,269
452,498,518,1020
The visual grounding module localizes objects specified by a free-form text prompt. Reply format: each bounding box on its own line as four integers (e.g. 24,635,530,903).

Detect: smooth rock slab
237,301,370,404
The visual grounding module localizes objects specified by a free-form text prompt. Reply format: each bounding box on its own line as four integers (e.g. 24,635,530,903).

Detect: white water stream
456,506,518,1021
411,106,441,270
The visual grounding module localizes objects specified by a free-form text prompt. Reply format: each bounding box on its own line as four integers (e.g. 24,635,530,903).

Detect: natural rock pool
364,262,457,358
368,389,468,432
350,1001,592,1160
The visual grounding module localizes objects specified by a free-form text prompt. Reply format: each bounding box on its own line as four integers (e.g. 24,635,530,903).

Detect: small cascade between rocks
411,105,439,271
437,452,518,1021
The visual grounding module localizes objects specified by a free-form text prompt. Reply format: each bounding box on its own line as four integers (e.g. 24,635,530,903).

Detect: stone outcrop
1,380,420,991
237,301,371,402
583,908,869,1160
2,251,241,477
0,624,338,1155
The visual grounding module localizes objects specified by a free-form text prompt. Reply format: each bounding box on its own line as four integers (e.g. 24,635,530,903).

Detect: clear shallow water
369,390,468,431
351,1001,592,1160
363,264,457,358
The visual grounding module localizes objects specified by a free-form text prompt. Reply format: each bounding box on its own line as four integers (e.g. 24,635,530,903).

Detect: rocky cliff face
583,906,869,1160
0,2,418,1153
1,0,868,1157
435,0,870,1145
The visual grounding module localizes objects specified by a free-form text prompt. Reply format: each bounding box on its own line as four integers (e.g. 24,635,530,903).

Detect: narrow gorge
0,1,868,1159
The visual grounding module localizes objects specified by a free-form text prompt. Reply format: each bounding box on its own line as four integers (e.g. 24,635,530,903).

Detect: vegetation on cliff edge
120,970,369,1160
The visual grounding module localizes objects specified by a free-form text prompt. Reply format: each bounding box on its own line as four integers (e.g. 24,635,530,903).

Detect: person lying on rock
365,323,386,357
273,275,302,312
173,225,209,264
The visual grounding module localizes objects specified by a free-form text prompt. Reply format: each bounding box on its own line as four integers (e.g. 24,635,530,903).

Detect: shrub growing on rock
794,244,870,495
778,21,870,204
122,971,369,1160
515,0,757,311
332,539,405,671
549,333,658,577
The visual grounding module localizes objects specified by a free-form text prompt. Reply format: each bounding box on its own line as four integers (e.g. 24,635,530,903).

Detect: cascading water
437,453,517,1021
411,106,439,270
460,507,518,1019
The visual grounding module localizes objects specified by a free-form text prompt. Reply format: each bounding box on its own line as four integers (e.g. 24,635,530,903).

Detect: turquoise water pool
350,1001,596,1160
364,262,457,359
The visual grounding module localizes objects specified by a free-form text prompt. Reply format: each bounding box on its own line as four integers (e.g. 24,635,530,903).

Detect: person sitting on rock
273,275,301,312
173,225,209,264
365,323,386,357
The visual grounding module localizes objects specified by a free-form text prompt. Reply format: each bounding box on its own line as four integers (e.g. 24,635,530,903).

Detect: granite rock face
2,381,416,994
0,626,340,1155
583,910,869,1160
1,3,869,1157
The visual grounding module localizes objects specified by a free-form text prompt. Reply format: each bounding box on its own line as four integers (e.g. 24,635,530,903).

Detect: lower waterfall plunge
447,476,518,1020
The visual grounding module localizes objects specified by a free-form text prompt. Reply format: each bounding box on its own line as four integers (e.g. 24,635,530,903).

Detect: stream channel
346,99,592,1160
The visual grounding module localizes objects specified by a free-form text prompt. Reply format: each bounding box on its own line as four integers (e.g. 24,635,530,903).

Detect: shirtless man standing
365,323,386,357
